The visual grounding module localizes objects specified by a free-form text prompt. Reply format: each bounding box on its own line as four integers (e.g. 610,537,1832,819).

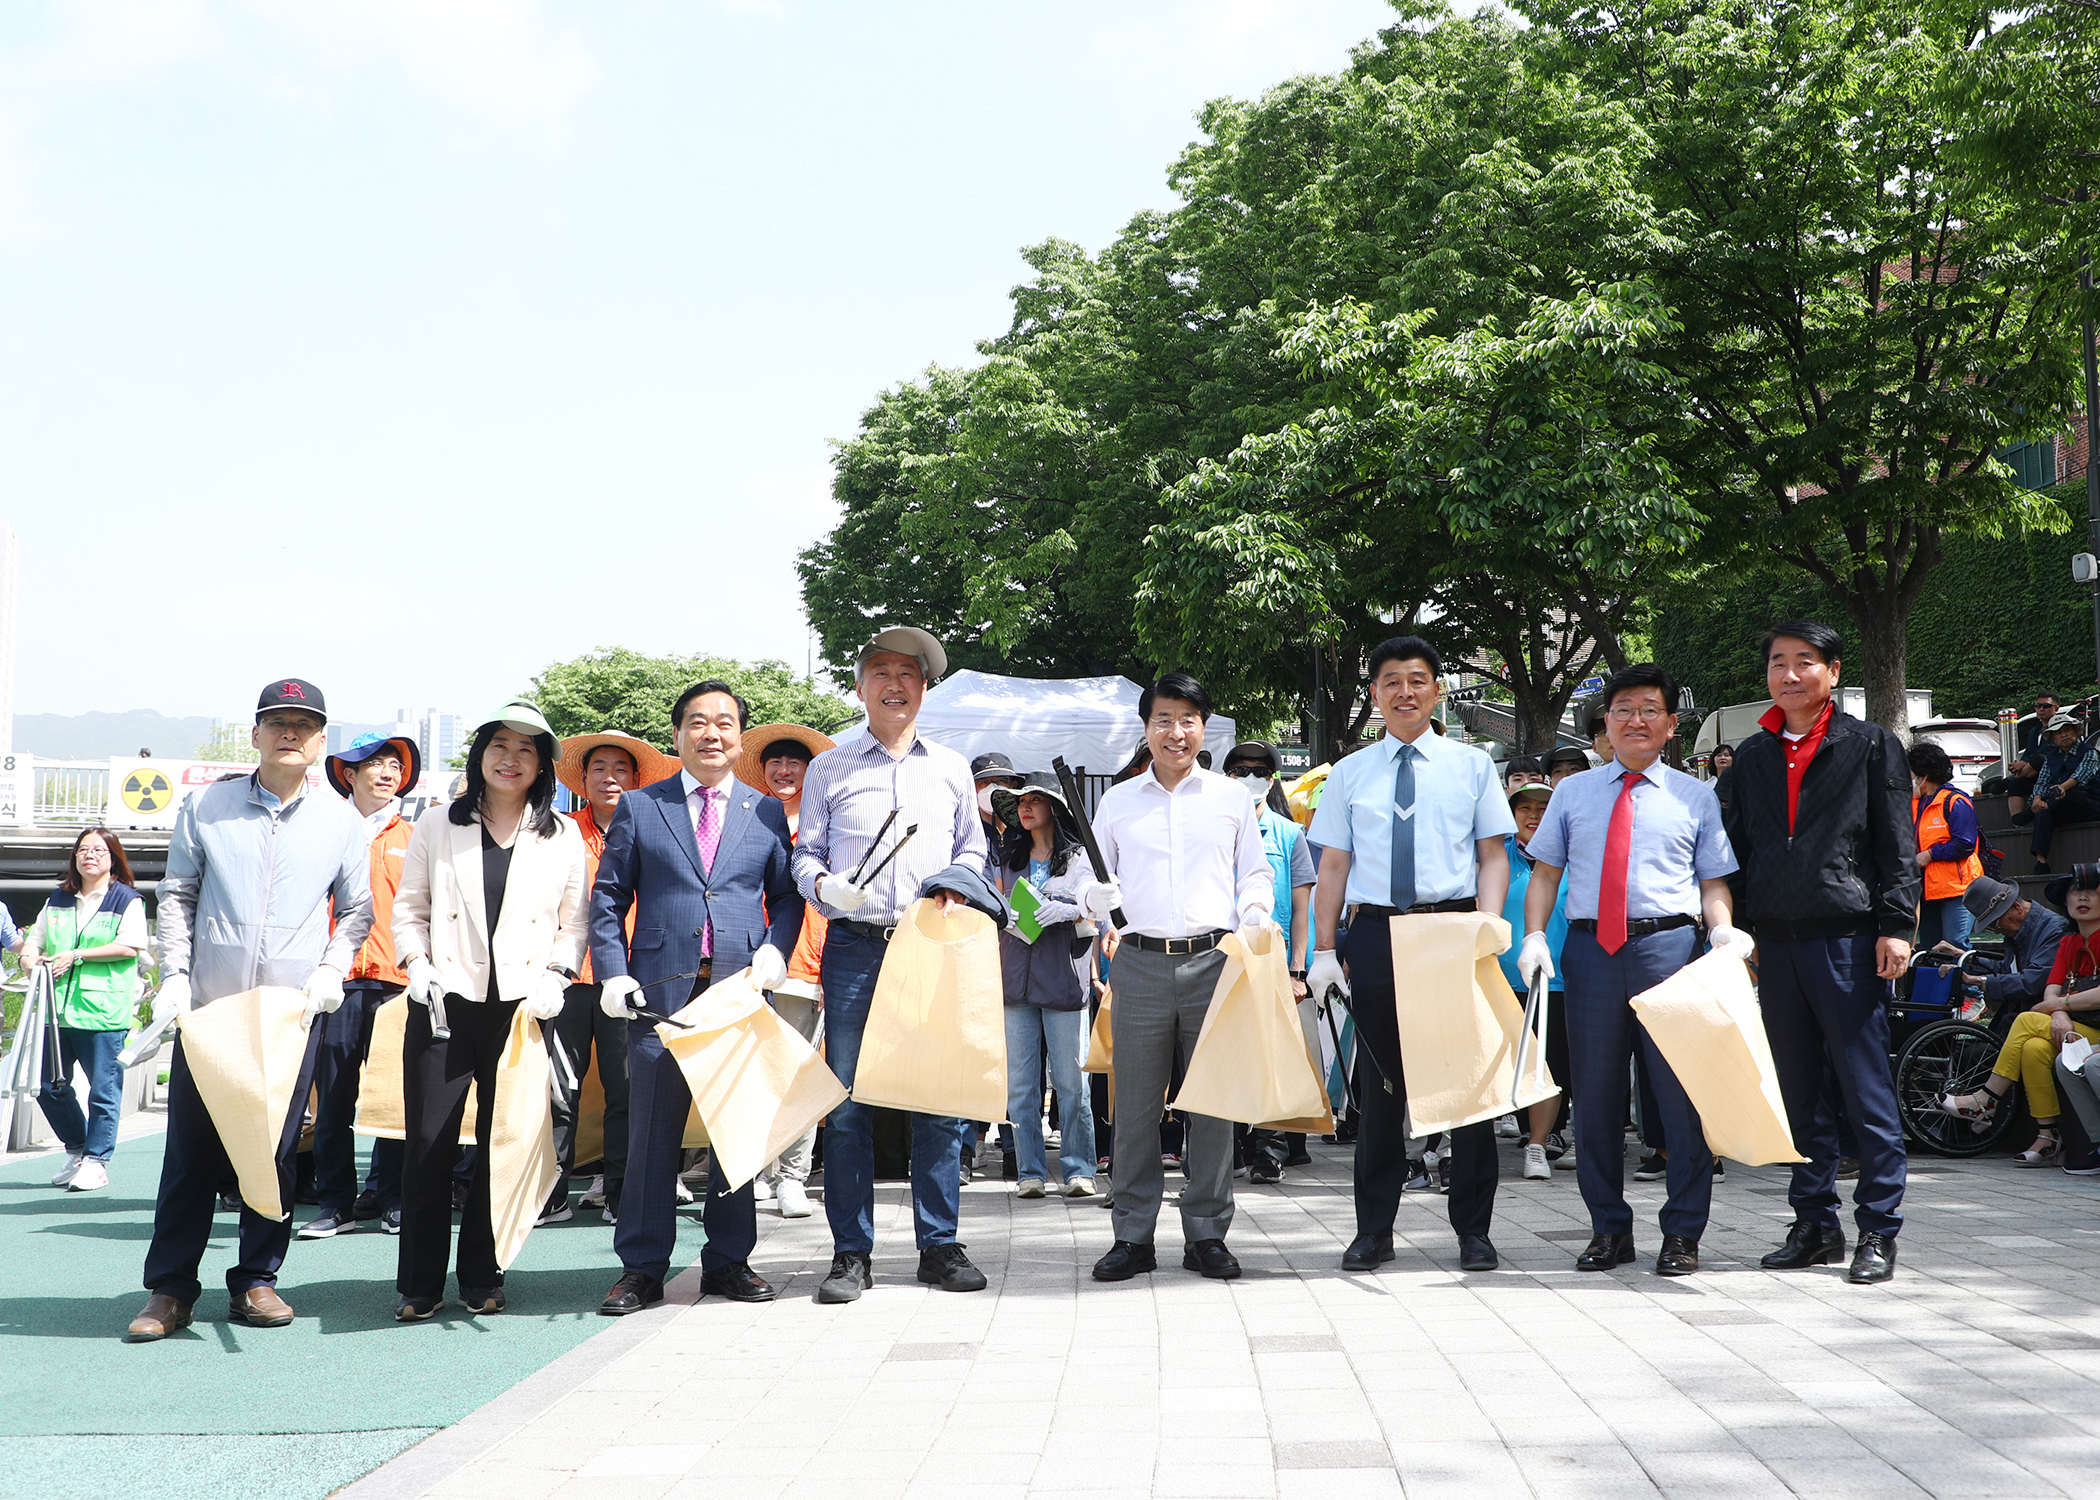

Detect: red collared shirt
1759,698,1835,835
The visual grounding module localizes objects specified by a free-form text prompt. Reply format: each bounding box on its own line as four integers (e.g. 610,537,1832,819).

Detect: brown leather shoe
228,1285,295,1327
126,1294,193,1342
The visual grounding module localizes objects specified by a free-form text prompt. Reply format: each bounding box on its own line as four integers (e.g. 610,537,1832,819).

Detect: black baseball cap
971,751,1022,782
256,678,326,723
1222,741,1279,773
1544,744,1589,771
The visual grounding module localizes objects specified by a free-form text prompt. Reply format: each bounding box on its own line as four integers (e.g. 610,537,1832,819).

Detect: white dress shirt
1093,764,1273,938
680,768,732,845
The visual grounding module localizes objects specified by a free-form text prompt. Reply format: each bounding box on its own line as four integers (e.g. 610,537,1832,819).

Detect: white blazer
393,806,588,1004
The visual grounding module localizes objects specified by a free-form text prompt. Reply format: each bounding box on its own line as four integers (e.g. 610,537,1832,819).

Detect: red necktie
1598,771,1638,955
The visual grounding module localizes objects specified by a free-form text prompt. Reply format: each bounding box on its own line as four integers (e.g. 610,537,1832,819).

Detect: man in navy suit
590,680,804,1314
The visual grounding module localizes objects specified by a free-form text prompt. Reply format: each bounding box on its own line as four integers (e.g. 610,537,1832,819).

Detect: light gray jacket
157,774,373,1005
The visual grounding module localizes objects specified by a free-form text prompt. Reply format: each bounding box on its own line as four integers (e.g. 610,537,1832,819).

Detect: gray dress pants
1108,944,1235,1246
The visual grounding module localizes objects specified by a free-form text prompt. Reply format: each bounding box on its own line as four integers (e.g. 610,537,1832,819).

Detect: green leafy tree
530,649,857,749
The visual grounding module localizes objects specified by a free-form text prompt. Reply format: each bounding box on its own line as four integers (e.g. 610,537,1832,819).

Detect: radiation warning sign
120,767,175,813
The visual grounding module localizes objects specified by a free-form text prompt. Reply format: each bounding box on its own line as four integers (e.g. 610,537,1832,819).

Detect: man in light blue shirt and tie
1520,663,1746,1278
1308,636,1516,1275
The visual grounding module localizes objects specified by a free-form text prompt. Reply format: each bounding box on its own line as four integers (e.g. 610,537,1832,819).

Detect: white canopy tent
840,670,1238,777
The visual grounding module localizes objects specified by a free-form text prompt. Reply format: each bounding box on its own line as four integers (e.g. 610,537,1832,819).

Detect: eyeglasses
259,716,324,739
1606,705,1671,723
1148,715,1204,734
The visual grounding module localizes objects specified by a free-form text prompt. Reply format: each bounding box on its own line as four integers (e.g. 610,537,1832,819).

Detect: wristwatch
546,964,577,981
1290,968,1309,981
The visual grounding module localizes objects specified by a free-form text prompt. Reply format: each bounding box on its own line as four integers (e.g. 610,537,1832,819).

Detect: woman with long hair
391,700,586,1320
26,827,146,1193
991,771,1100,1198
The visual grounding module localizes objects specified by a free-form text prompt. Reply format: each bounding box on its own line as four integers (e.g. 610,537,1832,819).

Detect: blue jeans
821,926,964,1254
38,1026,126,1161
1003,1004,1095,1183
1916,897,1973,953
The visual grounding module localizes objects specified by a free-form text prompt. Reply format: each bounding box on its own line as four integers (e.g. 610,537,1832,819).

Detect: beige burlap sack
850,900,1007,1123
1629,949,1804,1166
1171,927,1330,1129
1082,985,1114,1122
1390,912,1555,1134
656,968,847,1191
485,1007,559,1270
176,986,313,1221
352,995,474,1145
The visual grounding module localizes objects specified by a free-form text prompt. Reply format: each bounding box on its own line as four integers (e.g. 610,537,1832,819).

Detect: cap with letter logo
256,678,327,723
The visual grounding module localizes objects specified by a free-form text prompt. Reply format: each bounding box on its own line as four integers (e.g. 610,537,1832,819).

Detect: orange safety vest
1912,785,1983,904
569,803,638,986
348,813,414,986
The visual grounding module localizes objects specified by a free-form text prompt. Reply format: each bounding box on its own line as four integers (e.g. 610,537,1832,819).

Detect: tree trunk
1842,587,1911,737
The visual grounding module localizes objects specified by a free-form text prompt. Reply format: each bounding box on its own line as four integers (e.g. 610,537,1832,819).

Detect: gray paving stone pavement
342,1138,2100,1499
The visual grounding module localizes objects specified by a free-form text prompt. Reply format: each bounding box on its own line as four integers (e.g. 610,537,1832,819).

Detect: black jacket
1723,708,1920,938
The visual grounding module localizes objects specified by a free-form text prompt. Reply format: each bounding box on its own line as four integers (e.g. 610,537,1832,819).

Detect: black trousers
2034,788,2100,862
312,983,401,1214
398,996,517,1299
143,1028,321,1306
547,981,629,1196
1343,913,1497,1240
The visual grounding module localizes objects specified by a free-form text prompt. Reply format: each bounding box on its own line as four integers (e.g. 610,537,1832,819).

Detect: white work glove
819,874,871,912
150,973,192,1025
302,965,346,1024
748,943,788,993
1308,948,1349,1006
1077,878,1123,922
1709,925,1755,962
404,957,444,1008
600,973,644,1019
1517,932,1555,988
521,968,569,1021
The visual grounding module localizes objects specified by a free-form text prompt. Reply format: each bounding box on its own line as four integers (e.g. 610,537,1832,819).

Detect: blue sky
0,0,1401,729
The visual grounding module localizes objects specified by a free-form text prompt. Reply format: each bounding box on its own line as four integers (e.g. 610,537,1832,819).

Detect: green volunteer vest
45,892,140,1031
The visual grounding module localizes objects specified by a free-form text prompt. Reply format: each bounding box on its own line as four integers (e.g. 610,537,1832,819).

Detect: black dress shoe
1092,1240,1157,1281
1182,1238,1242,1279
918,1244,988,1292
699,1263,776,1303
817,1252,873,1304
1342,1231,1396,1271
1848,1231,1897,1284
1656,1234,1699,1277
598,1271,664,1316
1457,1234,1498,1272
1575,1232,1636,1271
1760,1219,1846,1270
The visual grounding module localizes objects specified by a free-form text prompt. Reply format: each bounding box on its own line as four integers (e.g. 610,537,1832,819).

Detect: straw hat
734,723,838,794
554,732,681,798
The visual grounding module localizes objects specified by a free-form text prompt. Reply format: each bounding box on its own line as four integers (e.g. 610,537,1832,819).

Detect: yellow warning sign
121,768,175,814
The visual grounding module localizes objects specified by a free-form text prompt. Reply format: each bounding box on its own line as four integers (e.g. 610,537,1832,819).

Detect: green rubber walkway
0,1139,704,1500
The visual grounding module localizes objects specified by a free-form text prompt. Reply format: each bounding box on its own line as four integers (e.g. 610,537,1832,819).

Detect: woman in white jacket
391,700,586,1321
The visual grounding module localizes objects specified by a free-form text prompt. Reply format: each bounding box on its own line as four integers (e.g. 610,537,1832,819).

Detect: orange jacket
348,813,413,985
569,804,636,985
1912,785,1982,904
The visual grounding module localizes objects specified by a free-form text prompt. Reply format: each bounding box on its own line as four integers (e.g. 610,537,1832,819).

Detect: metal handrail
32,761,110,824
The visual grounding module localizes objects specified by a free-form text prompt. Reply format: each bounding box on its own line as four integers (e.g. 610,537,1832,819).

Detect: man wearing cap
593,684,804,1314
793,626,992,1304
1725,620,1918,1286
1933,876,2068,1020
1221,741,1318,1185
1083,673,1274,1283
736,723,837,1220
129,679,373,1341
1519,664,1742,1276
1307,637,1515,1275
299,731,422,1241
2026,712,2099,875
1544,745,1591,786
548,732,679,1226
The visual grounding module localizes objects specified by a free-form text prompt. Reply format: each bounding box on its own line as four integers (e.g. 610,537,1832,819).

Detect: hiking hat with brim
1222,741,1280,774
1507,781,1554,806
325,733,422,799
478,698,554,739
1544,745,1591,772
733,723,838,794
2045,862,2100,911
1961,874,2019,930
855,626,947,683
991,770,1080,835
555,732,681,797
2047,711,2083,733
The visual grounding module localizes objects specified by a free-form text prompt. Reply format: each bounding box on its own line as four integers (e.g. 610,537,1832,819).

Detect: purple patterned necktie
695,785,720,956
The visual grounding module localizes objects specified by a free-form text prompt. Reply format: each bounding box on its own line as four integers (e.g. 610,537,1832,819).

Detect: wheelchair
1886,949,2025,1158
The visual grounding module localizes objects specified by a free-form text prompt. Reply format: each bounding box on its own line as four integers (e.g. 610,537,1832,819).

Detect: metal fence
32,761,109,823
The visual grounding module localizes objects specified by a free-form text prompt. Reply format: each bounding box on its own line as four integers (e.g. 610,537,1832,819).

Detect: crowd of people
15,616,2098,1341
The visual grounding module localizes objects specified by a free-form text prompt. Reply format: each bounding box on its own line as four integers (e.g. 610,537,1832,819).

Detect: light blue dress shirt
1308,729,1515,906
1523,759,1738,921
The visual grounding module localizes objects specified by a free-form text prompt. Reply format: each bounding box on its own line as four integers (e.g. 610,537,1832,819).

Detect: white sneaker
51,1151,85,1188
753,1176,777,1203
1522,1143,1550,1180
1017,1178,1046,1198
1495,1113,1520,1139
776,1179,812,1218
1065,1177,1097,1197
674,1178,694,1204
69,1159,109,1192
1554,1141,1578,1170
580,1175,606,1208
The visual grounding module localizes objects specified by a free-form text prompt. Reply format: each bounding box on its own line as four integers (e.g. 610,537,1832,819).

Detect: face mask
977,785,997,815
1228,769,1269,801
